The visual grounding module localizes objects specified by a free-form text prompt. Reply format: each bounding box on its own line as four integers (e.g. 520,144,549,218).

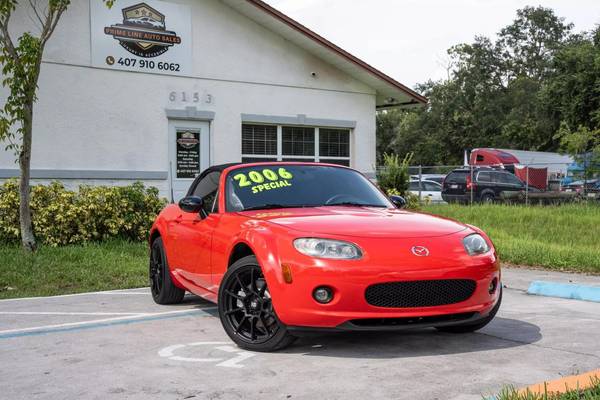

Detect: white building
0,0,425,200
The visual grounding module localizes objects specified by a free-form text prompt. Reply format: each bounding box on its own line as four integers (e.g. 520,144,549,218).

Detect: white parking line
0,308,213,335
0,312,151,316
0,287,150,302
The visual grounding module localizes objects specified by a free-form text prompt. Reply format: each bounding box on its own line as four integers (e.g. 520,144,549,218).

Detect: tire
149,237,185,305
436,287,502,333
480,192,495,203
218,255,295,352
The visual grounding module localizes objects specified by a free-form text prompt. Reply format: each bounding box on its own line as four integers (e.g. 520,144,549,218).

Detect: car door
422,181,443,203
489,172,506,197
499,172,524,194
476,171,494,197
410,181,434,202
172,171,221,290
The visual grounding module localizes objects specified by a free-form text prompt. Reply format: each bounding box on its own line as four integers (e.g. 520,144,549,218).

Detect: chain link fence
377,162,600,206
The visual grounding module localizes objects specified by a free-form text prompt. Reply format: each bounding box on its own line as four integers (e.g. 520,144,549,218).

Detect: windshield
225,164,392,212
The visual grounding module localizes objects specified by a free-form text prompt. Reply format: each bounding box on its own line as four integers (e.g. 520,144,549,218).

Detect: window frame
241,124,352,166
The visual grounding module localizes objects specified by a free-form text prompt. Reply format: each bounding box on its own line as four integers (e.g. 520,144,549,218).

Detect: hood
237,207,468,238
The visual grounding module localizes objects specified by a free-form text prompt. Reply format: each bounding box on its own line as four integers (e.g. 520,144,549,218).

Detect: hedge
0,180,167,246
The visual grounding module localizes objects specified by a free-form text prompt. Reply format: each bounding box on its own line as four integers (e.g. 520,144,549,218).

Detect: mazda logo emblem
411,246,430,257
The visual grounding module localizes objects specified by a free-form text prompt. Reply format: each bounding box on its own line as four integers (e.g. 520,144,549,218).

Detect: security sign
91,0,192,75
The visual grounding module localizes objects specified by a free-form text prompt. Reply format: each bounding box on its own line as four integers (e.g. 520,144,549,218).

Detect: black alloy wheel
149,237,185,305
150,242,163,296
219,256,295,351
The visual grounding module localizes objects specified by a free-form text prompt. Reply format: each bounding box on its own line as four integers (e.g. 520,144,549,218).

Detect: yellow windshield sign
233,167,294,194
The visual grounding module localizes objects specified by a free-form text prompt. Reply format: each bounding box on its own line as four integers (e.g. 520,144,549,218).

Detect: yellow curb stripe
518,369,600,395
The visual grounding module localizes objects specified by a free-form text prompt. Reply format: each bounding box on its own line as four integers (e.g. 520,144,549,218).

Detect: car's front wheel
218,255,295,352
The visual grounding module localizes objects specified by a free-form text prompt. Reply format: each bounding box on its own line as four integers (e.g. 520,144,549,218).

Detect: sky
265,0,600,89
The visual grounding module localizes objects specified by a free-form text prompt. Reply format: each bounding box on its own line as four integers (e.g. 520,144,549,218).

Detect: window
241,124,351,165
192,171,220,214
320,129,349,158
320,159,350,167
446,171,468,184
477,171,492,182
282,127,315,157
500,173,523,186
409,181,420,191
242,125,277,159
423,181,441,191
226,165,389,212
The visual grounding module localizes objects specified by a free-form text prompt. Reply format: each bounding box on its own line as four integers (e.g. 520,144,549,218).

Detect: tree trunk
19,102,36,252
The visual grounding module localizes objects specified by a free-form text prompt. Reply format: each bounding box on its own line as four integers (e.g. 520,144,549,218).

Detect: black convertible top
184,163,240,198
204,163,241,173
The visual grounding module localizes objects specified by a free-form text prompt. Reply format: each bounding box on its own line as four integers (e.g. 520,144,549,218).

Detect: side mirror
179,196,204,214
389,195,407,209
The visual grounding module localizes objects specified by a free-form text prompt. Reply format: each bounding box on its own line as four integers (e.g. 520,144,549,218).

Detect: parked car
150,162,501,351
409,180,445,203
561,179,599,194
442,167,529,203
410,174,446,185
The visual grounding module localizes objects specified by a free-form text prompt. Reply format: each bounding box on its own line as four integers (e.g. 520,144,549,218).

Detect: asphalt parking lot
1,268,599,400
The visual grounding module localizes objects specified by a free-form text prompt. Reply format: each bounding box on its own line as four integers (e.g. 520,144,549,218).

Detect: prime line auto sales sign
91,0,192,75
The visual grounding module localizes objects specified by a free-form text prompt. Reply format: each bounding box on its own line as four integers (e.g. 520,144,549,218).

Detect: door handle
174,215,183,224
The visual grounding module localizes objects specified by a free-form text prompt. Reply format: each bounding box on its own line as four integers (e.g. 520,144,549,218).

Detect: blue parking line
527,281,600,303
0,309,213,340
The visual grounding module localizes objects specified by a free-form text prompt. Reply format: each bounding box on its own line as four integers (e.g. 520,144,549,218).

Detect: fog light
489,278,498,294
313,286,333,304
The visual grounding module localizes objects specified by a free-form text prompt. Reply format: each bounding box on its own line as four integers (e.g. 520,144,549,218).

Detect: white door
168,120,210,202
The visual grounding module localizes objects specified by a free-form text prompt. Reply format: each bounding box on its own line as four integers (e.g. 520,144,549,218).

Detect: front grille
365,279,476,308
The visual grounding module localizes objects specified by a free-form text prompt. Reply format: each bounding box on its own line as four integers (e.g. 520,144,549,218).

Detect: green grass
423,204,600,273
0,240,148,299
1,204,598,299
493,379,600,399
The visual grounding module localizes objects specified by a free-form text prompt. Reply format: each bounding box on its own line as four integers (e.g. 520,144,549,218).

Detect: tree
498,6,573,81
0,0,114,251
375,6,581,166
0,0,70,251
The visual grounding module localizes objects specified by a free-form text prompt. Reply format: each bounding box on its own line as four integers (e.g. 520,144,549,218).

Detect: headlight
293,238,363,260
463,234,491,256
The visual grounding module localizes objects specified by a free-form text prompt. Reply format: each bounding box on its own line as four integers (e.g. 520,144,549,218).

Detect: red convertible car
149,162,501,351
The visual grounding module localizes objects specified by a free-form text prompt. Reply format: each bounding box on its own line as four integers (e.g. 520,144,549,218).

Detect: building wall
0,0,378,197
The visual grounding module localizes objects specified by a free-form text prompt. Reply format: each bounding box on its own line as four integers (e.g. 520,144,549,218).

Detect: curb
486,369,600,399
527,280,600,303
518,369,600,395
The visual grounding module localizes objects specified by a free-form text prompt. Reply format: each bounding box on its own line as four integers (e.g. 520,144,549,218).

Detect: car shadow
281,317,541,359
171,296,542,359
157,294,215,308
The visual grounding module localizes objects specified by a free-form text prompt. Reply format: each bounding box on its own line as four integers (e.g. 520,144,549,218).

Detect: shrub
376,152,412,197
376,152,420,209
0,180,167,246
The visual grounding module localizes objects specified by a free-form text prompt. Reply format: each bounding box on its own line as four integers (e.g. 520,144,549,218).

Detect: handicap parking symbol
158,341,256,368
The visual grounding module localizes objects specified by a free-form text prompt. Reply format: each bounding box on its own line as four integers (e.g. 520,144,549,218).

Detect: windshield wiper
324,202,388,208
242,204,310,211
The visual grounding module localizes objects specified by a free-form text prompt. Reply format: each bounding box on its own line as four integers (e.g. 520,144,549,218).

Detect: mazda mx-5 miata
149,162,501,351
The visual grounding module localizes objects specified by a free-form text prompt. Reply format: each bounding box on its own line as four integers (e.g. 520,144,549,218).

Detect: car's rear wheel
480,192,495,203
436,288,502,333
218,255,295,352
149,237,185,305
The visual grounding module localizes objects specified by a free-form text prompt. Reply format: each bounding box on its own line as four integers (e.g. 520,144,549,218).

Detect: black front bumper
287,310,489,333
